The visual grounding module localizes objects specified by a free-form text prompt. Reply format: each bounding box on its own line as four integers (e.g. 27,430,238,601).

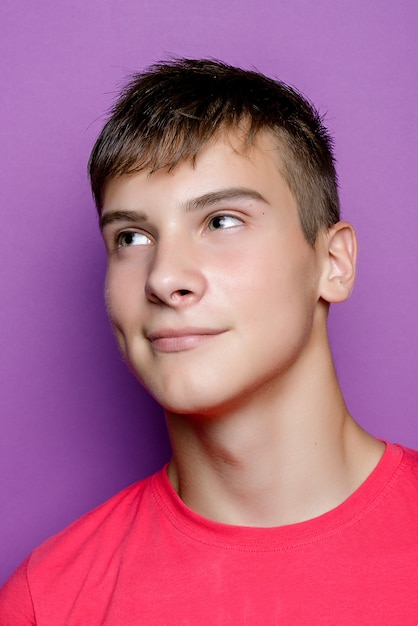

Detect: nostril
169,289,193,303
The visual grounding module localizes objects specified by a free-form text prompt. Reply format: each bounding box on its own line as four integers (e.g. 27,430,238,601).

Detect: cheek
104,266,141,331
104,275,144,368
104,272,121,325
234,247,318,330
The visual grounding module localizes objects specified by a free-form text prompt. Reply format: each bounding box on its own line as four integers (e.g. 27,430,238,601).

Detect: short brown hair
88,58,340,245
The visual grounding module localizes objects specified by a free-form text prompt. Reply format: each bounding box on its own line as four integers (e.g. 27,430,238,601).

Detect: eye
207,215,243,231
116,231,152,248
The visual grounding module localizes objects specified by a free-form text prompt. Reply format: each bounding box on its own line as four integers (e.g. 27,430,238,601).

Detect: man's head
95,61,356,414
89,58,340,246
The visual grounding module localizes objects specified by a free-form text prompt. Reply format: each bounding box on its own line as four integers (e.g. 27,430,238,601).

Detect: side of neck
165,340,384,527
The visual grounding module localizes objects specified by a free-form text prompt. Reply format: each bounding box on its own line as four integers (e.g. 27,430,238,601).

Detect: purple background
1,1,417,584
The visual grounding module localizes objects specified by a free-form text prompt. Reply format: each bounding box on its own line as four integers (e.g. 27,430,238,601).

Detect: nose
144,237,206,307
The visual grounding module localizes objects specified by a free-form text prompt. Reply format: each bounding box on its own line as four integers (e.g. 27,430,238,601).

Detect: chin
143,384,226,417
154,384,255,419
154,394,216,417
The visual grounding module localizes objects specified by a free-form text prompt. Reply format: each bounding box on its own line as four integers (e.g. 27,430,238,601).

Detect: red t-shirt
1,442,418,624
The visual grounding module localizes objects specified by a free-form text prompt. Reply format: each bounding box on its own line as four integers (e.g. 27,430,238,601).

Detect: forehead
102,130,293,210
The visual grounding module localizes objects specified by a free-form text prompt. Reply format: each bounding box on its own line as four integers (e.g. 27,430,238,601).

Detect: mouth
146,328,225,353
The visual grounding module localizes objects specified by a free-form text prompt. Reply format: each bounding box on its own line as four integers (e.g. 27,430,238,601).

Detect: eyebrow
183,187,268,212
100,210,147,231
100,187,268,231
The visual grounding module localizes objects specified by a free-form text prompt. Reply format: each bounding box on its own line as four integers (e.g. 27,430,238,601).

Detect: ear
318,221,357,303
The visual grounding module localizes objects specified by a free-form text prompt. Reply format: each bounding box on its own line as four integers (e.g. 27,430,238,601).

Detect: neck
165,332,384,527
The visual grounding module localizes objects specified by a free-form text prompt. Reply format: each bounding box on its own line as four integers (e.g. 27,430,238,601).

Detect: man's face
101,132,326,415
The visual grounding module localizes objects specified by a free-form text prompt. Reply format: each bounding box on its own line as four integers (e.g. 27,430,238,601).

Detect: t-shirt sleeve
0,558,36,625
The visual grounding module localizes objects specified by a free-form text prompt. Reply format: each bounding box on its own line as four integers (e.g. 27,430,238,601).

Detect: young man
1,59,417,624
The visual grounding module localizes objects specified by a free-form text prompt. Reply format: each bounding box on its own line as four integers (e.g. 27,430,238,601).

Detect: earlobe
319,222,357,303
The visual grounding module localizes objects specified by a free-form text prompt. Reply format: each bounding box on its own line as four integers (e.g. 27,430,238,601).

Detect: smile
146,328,225,353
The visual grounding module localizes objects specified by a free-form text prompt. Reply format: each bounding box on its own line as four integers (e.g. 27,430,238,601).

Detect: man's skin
100,129,384,528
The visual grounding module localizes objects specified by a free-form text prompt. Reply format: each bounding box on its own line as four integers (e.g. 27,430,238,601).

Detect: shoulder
29,470,158,573
392,442,418,480
372,442,418,528
0,558,34,625
393,443,418,490
0,469,164,622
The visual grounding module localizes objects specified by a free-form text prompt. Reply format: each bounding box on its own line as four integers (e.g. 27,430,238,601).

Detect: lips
146,328,225,352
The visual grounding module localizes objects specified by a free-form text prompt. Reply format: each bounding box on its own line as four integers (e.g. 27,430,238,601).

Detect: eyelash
112,212,244,249
115,230,152,248
206,213,244,231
